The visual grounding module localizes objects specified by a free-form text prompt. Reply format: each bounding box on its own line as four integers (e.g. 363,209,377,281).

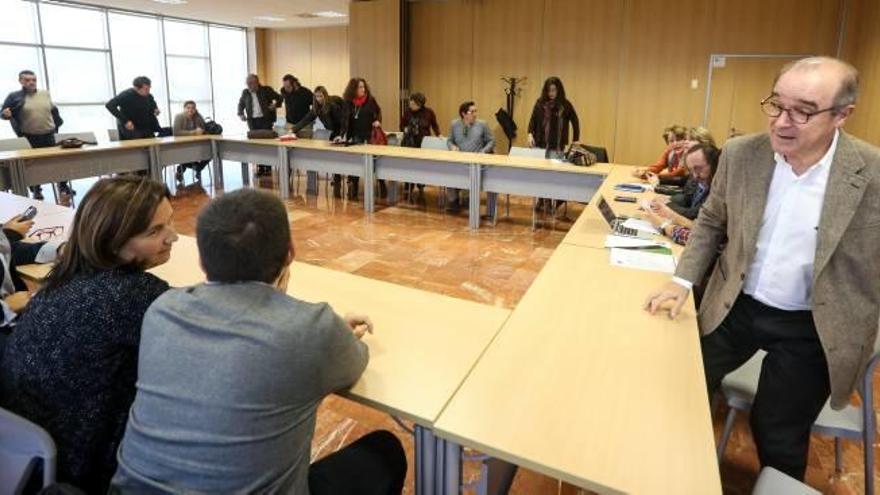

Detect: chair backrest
312,129,332,141
107,128,120,142
509,146,547,159
584,145,609,163
0,407,56,493
0,138,32,152
420,136,448,150
54,132,97,143
752,467,820,495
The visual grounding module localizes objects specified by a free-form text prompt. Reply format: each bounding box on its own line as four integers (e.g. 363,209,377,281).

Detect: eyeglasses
30,225,64,241
760,96,838,124
466,109,478,114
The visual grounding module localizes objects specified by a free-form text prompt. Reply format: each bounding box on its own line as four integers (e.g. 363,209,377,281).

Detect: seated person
112,189,407,494
172,100,210,185
648,143,720,221
647,126,717,187
632,124,689,180
0,214,64,329
1,177,178,493
446,100,494,211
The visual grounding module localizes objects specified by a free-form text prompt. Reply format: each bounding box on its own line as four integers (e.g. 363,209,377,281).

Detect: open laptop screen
596,195,618,227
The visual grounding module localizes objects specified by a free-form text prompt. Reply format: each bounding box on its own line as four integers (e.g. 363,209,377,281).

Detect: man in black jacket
279,75,313,133
1,70,69,201
238,74,282,176
105,76,162,141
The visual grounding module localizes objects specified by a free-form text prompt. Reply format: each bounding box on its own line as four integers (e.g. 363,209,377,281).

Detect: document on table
621,218,660,234
609,247,676,274
604,235,667,249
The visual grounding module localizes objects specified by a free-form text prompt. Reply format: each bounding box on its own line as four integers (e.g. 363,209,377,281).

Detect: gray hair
776,56,859,113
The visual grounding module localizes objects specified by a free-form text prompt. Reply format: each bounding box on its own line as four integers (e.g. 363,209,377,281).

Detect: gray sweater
447,119,494,153
172,112,206,136
113,282,369,494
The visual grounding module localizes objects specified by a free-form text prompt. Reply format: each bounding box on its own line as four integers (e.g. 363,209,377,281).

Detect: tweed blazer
676,131,880,410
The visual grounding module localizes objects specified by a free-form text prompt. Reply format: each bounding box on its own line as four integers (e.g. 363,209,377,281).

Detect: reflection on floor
51,163,879,494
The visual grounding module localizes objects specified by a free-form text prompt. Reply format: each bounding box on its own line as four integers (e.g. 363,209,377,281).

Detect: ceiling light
152,0,188,4
254,15,286,22
313,11,347,18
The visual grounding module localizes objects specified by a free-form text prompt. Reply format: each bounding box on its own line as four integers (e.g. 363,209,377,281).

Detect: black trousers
22,133,71,194
309,430,407,495
118,127,156,140
703,293,830,480
247,117,274,175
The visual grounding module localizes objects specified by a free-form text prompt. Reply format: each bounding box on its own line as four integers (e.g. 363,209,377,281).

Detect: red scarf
353,95,368,107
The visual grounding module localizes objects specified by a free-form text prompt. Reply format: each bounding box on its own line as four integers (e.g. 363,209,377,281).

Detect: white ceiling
75,0,350,28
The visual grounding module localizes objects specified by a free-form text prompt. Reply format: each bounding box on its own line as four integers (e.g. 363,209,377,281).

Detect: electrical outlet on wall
691,79,699,89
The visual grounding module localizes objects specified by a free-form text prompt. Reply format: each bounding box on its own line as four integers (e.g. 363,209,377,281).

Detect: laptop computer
596,194,653,239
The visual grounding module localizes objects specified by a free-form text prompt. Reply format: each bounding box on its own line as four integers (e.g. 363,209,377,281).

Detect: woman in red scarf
339,78,382,200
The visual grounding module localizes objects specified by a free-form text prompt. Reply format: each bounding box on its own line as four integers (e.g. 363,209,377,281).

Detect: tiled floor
58,164,880,494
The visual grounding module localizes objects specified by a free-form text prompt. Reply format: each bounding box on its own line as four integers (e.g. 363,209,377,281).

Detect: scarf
541,100,564,151
353,95,368,107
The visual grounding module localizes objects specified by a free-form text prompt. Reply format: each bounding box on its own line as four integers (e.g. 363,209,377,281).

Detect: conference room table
0,135,610,229
4,163,720,494
12,221,512,495
431,173,720,494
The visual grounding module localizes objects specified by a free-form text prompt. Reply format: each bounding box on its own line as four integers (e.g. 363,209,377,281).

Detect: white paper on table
609,247,676,274
621,218,661,234
604,235,666,249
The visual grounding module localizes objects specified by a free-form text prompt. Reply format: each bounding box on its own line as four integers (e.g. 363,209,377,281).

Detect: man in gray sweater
111,189,406,494
446,100,494,212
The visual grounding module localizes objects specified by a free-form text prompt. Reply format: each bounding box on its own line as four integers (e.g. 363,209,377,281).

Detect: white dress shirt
673,130,838,312
742,130,838,310
250,90,263,119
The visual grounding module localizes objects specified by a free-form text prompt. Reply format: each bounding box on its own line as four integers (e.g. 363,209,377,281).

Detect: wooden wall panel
840,0,880,145
471,0,544,152
541,0,624,157
259,0,880,163
263,27,349,98
408,0,474,135
613,0,711,164
350,0,401,127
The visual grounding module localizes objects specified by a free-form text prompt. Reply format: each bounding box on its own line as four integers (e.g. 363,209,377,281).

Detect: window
0,0,40,44
109,13,168,125
40,3,108,49
0,0,247,142
210,26,248,135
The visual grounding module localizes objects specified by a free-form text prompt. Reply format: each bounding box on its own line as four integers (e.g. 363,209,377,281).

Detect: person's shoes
58,191,72,207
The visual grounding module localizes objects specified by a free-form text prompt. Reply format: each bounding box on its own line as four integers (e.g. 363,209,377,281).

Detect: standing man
105,76,162,141
279,74,313,135
446,100,494,212
645,57,880,482
237,74,282,177
1,70,72,202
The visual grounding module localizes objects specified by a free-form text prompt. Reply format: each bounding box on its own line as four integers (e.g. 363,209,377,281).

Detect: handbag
59,138,97,149
247,129,278,139
563,142,598,167
203,119,223,135
370,126,388,146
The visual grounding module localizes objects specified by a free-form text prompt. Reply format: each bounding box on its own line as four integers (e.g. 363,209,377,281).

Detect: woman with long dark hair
527,77,580,154
340,78,382,200
293,86,348,197
1,176,178,493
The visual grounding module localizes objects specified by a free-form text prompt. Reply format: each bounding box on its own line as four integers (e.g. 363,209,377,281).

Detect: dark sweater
399,107,440,148
342,97,382,143
293,96,345,139
105,88,161,133
280,86,313,125
527,99,580,151
0,269,169,493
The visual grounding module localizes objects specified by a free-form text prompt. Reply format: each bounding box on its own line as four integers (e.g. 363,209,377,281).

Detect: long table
0,135,610,229
4,165,721,494
431,173,720,494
